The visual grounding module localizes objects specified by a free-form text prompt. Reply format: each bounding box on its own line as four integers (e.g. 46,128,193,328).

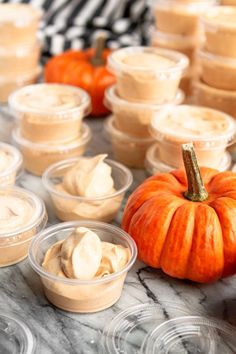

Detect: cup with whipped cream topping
0,186,47,267
105,116,155,168
201,6,236,58
0,4,42,47
29,221,137,313
0,143,23,186
12,123,91,176
153,0,216,36
104,85,185,138
145,143,232,176
150,105,236,168
107,47,189,104
43,154,133,222
0,67,41,104
9,84,91,144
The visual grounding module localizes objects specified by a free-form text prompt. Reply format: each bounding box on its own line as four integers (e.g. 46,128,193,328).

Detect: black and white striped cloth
0,0,152,57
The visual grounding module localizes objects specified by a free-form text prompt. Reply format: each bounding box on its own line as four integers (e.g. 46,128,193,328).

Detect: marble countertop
0,110,235,354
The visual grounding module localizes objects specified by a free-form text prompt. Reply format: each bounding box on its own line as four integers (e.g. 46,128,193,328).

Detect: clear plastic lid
107,46,189,77
9,83,91,119
193,79,236,99
198,49,236,67
0,40,41,56
150,105,236,148
0,312,36,354
0,142,23,181
141,316,236,354
201,6,236,31
151,28,200,47
0,3,42,26
104,85,185,110
0,66,42,84
100,302,200,354
145,143,232,175
12,123,92,152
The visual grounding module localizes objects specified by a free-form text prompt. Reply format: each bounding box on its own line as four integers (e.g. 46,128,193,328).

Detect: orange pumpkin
122,143,236,283
44,37,115,116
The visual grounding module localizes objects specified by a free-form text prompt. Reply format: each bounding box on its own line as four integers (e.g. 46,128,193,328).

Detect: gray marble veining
0,109,235,354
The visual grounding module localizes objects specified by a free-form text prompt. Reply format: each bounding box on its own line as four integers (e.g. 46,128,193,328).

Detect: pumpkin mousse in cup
12,123,91,176
150,105,236,168
28,221,137,313
105,116,155,168
0,3,42,47
104,85,185,138
201,6,236,58
9,84,91,144
0,186,47,267
0,143,23,186
42,154,133,222
107,47,189,104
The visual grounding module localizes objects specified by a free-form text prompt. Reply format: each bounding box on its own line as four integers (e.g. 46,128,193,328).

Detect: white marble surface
0,109,235,354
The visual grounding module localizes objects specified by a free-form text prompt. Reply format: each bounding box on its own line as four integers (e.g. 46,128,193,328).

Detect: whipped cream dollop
42,227,130,280
155,107,230,138
0,196,33,230
14,84,81,112
122,53,174,69
0,150,13,173
62,154,114,197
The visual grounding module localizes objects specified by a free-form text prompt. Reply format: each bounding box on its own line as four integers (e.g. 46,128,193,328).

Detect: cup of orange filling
9,84,91,144
42,155,133,223
0,187,47,267
107,47,189,104
0,143,23,186
150,105,236,169
28,221,137,313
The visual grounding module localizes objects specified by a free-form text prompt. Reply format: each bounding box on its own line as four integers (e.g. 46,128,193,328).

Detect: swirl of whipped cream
62,154,114,197
0,196,33,230
42,227,130,280
0,150,13,173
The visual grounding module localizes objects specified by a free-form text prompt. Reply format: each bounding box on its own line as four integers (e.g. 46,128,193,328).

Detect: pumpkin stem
90,35,106,66
182,143,208,202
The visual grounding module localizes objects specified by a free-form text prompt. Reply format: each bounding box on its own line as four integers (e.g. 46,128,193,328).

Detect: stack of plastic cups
104,46,188,168
150,0,217,98
193,6,236,121
9,84,92,176
0,3,42,103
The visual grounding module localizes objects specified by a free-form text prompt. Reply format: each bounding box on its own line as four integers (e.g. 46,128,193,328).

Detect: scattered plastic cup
0,142,23,186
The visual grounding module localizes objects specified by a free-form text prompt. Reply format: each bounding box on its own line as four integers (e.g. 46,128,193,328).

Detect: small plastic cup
201,6,236,58
141,316,236,354
151,29,200,61
193,80,236,119
0,186,47,267
198,50,236,91
42,157,133,222
107,46,189,104
145,143,232,176
0,4,42,47
9,83,91,144
0,143,23,186
104,85,185,138
0,41,40,76
150,105,236,168
105,116,155,168
12,123,91,176
152,0,216,35
0,67,41,104
28,221,137,313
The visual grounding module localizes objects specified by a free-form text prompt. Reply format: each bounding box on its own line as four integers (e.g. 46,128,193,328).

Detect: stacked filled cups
9,83,92,176
150,0,217,97
193,6,236,120
0,3,42,103
104,46,188,168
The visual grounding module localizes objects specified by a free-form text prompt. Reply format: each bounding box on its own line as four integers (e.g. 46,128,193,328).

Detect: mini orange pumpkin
44,37,115,116
122,143,236,283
